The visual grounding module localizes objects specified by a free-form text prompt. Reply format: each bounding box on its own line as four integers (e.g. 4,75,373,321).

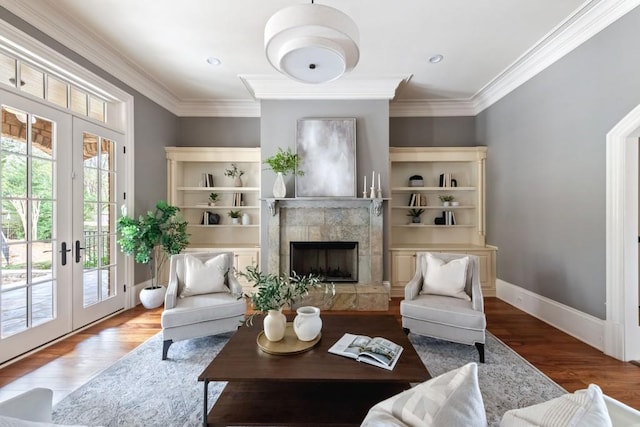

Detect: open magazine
328,333,403,371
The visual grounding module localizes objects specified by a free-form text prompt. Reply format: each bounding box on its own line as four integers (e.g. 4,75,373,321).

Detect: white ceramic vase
263,308,287,341
293,306,322,341
139,286,166,309
242,212,250,225
273,172,286,198
234,176,243,187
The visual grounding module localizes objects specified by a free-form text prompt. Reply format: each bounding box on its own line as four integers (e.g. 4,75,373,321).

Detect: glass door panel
0,91,72,364
72,119,124,329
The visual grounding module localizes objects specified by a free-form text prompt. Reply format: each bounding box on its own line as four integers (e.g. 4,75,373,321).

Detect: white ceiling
0,0,636,116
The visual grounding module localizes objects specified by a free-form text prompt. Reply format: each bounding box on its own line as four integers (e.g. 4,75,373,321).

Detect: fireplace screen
290,241,358,283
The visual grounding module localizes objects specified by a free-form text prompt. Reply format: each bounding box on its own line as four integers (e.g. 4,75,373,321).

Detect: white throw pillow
500,384,612,427
361,362,486,427
180,254,229,298
421,254,470,301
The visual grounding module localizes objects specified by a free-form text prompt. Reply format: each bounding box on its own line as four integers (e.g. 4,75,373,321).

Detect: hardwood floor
0,297,639,411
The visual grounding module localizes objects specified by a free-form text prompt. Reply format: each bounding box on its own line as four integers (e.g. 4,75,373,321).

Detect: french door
0,91,125,364
71,118,125,329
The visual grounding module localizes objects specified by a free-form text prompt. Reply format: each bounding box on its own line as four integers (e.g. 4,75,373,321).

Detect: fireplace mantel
264,198,387,217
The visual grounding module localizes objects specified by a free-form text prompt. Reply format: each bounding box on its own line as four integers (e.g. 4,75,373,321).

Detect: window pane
0,53,16,89
89,96,105,122
3,243,27,279
31,116,54,160
31,281,54,327
2,107,28,152
20,64,44,99
33,200,53,241
1,287,27,337
1,153,27,198
70,86,87,115
47,76,68,108
100,138,114,171
82,268,98,307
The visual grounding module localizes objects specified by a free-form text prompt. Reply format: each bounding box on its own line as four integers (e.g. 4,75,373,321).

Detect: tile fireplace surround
266,198,388,311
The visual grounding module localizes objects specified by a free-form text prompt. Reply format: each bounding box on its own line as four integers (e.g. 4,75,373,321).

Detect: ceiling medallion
264,3,359,84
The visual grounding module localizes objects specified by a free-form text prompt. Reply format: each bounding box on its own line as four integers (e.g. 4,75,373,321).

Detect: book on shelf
327,333,403,371
438,173,457,188
201,173,214,187
444,211,456,225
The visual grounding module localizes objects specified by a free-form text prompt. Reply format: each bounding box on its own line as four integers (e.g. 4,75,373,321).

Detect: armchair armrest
468,255,484,312
165,256,180,310
227,270,243,296
404,260,423,300
0,388,53,422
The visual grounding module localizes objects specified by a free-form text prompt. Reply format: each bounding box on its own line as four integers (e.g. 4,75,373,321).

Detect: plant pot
412,216,421,224
231,218,239,225
443,201,451,207
263,308,286,341
208,202,216,207
273,172,286,198
139,285,166,309
293,306,322,341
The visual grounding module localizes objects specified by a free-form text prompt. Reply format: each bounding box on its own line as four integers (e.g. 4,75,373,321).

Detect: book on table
328,333,404,371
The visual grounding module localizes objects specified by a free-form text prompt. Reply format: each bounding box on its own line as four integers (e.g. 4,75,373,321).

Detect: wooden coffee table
198,315,430,426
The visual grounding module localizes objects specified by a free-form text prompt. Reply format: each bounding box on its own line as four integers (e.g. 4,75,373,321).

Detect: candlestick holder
369,186,376,199
377,189,382,199
363,189,368,199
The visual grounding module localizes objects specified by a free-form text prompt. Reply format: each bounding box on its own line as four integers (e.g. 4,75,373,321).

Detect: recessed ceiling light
206,57,222,66
428,54,444,64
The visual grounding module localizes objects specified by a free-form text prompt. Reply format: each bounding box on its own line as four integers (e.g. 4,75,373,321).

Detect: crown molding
390,99,476,117
1,0,637,117
239,74,412,100
177,99,261,117
472,0,640,114
0,0,182,114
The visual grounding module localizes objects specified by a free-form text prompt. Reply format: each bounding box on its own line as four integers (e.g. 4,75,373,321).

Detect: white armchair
0,388,53,423
161,251,246,360
400,252,486,362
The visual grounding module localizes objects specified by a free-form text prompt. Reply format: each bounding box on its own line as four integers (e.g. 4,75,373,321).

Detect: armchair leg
475,342,485,363
162,339,173,360
402,328,410,335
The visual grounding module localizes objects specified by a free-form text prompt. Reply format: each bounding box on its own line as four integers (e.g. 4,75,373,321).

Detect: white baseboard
496,279,605,351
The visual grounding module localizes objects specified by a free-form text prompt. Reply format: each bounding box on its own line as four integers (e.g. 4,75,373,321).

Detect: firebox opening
290,241,358,283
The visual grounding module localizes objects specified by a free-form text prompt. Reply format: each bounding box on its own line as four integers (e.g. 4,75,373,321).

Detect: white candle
364,175,367,190
371,171,375,188
378,173,381,190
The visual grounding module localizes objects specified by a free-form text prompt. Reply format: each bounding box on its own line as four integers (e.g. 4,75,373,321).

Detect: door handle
75,240,85,263
59,242,71,266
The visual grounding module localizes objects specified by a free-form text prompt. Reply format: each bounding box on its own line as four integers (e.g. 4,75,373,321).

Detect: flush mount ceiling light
264,2,359,84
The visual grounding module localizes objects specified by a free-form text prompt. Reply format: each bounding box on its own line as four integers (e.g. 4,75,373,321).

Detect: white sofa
362,363,640,427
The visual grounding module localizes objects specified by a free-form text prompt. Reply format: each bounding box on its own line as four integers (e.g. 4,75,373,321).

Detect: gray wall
260,100,390,277
390,117,476,146
0,8,181,284
179,117,260,147
476,7,640,319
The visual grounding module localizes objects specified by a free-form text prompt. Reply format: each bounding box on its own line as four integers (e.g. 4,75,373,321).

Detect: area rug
52,331,565,427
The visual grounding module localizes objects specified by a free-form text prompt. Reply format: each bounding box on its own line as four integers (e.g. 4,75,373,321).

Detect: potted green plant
117,200,189,308
407,208,425,224
439,195,455,206
263,147,304,198
224,163,245,187
228,210,241,224
208,193,219,206
238,265,320,341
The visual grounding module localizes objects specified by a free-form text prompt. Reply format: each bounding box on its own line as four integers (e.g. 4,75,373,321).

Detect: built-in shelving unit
389,147,497,297
165,147,261,290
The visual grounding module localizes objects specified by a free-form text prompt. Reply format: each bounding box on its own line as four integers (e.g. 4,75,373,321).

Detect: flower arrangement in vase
224,163,245,187
238,265,320,341
263,147,304,198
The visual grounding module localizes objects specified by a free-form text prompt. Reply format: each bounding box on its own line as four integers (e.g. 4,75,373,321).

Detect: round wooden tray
257,322,321,355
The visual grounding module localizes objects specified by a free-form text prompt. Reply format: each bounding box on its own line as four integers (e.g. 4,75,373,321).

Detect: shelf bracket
372,199,383,216
266,198,277,216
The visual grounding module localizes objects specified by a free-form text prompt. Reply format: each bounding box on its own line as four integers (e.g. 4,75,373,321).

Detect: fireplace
290,241,358,283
